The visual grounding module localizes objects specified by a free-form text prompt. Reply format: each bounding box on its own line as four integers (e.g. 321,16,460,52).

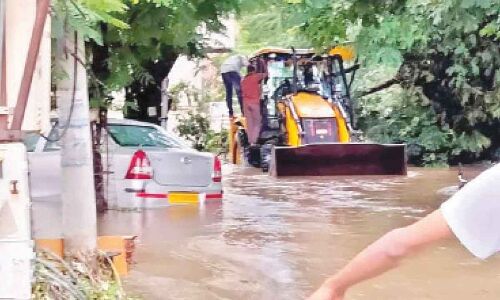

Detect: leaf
460,0,476,8
471,62,480,76
480,23,500,37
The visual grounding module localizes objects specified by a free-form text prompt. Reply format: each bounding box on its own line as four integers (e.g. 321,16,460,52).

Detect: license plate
168,192,199,204
315,129,328,135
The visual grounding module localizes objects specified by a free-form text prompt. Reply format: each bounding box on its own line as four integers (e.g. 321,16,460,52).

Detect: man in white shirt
308,163,500,300
221,54,248,117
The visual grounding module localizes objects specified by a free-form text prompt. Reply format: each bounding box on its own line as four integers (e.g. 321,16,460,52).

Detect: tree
86,0,240,123
236,0,310,53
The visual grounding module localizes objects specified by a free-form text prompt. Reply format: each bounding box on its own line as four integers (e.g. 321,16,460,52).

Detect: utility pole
160,76,169,129
56,30,97,255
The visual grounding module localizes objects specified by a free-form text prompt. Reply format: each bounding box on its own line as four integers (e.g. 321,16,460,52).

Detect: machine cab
248,47,356,147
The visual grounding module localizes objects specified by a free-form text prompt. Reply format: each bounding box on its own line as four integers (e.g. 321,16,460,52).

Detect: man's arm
308,209,454,300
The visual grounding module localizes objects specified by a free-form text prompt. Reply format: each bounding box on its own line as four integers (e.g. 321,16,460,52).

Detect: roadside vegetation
237,0,499,165
168,80,228,155
177,112,228,155
33,250,138,300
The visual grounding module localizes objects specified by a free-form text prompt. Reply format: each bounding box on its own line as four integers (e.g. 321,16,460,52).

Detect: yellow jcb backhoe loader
229,46,406,176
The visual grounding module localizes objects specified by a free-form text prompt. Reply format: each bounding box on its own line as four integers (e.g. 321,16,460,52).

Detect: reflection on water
98,165,500,300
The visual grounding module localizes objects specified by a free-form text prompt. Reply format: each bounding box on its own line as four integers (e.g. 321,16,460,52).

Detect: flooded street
99,165,500,300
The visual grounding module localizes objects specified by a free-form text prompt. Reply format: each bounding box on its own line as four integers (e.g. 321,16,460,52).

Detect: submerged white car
25,118,223,209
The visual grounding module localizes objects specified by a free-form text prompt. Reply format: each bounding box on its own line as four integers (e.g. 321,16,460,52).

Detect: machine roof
250,45,355,61
250,48,316,59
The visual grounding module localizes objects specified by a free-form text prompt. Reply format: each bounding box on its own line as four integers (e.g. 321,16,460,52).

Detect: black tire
260,144,273,173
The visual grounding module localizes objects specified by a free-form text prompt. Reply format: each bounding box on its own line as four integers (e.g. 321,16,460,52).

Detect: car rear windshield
107,125,187,148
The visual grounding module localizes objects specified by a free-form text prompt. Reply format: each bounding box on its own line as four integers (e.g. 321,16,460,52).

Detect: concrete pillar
56,30,97,254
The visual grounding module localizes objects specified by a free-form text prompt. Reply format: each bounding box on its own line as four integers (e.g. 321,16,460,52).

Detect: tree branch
358,77,400,97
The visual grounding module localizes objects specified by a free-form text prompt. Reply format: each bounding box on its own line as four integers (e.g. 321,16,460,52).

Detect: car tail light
125,150,153,180
212,156,222,182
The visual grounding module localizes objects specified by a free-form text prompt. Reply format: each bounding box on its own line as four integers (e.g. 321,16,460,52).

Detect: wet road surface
99,165,500,300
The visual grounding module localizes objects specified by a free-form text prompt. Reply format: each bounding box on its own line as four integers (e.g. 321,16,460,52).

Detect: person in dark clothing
221,55,248,117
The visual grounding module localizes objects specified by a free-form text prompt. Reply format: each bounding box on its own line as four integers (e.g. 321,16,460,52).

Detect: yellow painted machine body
278,92,350,147
228,116,246,165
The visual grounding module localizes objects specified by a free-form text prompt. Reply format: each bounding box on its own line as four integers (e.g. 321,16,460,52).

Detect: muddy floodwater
99,165,500,300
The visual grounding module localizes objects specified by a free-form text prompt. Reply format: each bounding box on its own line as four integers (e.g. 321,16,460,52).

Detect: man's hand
307,280,344,300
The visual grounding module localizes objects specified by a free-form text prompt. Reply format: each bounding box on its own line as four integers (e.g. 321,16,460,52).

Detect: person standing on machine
221,54,248,118
241,65,266,145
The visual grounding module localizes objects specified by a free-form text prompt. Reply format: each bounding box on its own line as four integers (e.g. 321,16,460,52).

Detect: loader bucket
269,143,407,177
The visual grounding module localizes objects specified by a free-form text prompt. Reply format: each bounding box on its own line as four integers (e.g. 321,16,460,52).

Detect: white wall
209,101,229,132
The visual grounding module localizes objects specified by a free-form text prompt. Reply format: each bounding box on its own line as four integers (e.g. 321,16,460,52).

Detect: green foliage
169,79,225,114
176,112,228,154
246,0,500,164
169,82,204,111
177,113,211,151
52,0,128,45
357,83,490,166
100,0,240,90
206,129,229,155
236,1,310,53
51,0,130,110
